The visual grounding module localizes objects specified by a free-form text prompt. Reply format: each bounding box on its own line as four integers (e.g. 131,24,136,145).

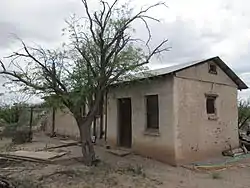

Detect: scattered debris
239,129,250,151
222,147,247,157
0,176,16,188
241,140,250,151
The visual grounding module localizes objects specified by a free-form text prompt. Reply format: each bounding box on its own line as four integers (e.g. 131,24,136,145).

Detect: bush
12,130,32,144
1,123,32,144
1,123,19,138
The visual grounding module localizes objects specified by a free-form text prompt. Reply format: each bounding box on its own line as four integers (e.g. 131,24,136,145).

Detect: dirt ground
1,134,250,188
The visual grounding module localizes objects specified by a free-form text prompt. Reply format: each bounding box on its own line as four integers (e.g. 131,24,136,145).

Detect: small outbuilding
106,56,248,165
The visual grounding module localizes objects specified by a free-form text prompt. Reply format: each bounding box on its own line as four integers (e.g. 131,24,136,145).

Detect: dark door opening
118,98,132,148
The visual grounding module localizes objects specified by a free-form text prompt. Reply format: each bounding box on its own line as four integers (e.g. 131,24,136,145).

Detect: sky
0,0,250,102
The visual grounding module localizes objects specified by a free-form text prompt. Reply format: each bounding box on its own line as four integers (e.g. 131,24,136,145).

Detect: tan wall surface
176,60,237,88
107,76,176,164
54,108,80,138
174,62,239,164
45,108,104,139
45,108,80,138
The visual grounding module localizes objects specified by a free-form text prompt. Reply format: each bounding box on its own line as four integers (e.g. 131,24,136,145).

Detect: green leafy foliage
0,103,34,142
0,105,21,124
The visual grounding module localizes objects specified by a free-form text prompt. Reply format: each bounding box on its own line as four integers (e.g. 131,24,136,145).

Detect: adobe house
106,56,248,165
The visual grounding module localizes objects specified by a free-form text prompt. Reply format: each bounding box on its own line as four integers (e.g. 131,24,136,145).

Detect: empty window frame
209,63,217,74
146,95,159,129
206,95,217,115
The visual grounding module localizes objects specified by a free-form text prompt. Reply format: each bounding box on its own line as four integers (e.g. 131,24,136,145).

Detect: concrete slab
6,150,67,160
60,140,78,145
14,142,59,152
107,149,131,157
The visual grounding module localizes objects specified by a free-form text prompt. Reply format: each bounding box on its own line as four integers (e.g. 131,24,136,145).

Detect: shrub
12,130,32,144
1,123,19,138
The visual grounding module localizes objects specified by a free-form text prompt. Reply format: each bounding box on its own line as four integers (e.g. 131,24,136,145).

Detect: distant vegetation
0,103,28,125
238,99,250,130
0,102,45,144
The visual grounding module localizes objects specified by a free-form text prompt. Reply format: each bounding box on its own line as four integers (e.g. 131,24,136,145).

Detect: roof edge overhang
208,56,248,90
109,56,248,90
166,56,248,90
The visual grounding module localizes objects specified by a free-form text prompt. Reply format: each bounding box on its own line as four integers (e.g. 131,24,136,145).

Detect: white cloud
0,0,250,100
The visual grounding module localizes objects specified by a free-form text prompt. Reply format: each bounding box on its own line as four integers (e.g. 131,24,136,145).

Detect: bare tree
0,0,169,165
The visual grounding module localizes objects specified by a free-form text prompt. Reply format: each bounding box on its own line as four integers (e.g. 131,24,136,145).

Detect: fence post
29,106,34,140
51,107,56,137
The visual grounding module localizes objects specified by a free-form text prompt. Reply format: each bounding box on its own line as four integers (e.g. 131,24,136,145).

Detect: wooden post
14,104,19,123
104,91,108,142
51,107,56,137
51,61,57,137
29,106,34,141
99,94,104,139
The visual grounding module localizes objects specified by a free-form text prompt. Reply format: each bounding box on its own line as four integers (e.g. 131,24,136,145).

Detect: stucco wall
107,76,176,164
176,61,237,87
45,108,80,138
54,109,80,138
45,108,104,139
174,61,239,164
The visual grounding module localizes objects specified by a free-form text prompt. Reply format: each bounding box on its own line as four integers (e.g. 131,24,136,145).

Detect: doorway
118,98,132,148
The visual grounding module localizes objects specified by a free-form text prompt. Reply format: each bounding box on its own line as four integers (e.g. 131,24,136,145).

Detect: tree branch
15,41,68,93
106,38,169,85
106,2,166,49
0,60,6,71
0,69,47,91
81,0,98,43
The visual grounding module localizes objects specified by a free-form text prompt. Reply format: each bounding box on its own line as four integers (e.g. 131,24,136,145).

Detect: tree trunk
77,117,96,166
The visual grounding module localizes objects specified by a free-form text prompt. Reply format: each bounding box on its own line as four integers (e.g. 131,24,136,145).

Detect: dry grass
116,164,146,177
0,160,162,188
11,177,44,188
